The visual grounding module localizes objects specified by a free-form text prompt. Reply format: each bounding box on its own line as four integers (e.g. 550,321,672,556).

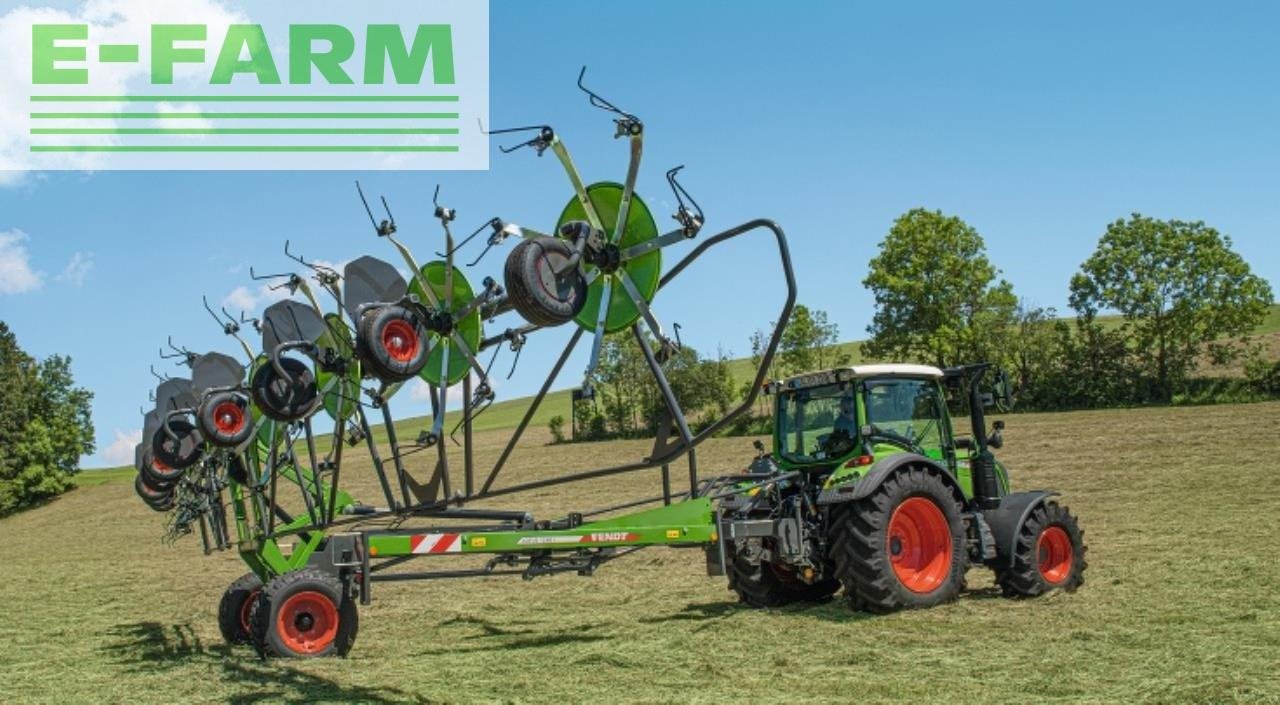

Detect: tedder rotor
130,68,1085,659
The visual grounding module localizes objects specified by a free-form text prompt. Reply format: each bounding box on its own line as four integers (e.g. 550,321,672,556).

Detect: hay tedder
133,69,1086,658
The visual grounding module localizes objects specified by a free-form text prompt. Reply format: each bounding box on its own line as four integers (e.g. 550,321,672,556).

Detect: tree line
552,209,1276,441
0,322,95,515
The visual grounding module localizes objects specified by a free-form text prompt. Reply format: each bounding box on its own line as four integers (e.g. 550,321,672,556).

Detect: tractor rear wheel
995,501,1086,597
726,547,839,607
218,572,263,646
830,465,967,613
250,569,358,658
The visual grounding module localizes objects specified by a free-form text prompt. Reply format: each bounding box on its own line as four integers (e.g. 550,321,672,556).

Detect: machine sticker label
2,0,489,172
516,532,639,546
410,533,462,554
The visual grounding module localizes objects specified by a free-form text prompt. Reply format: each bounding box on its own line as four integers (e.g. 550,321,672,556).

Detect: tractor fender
982,490,1060,564
817,453,966,507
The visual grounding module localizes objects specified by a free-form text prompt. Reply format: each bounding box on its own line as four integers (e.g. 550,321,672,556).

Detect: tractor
713,362,1086,610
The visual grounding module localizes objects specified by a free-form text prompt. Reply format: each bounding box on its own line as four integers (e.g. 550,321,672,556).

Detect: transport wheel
250,357,318,422
504,236,588,327
726,547,840,607
995,501,1087,597
251,569,358,658
218,572,264,646
151,419,204,471
197,391,254,448
134,473,174,511
830,465,967,613
355,304,430,382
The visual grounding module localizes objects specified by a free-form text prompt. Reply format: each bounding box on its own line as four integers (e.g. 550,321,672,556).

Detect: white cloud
56,250,93,285
1,0,247,181
221,282,291,314
101,427,142,467
0,229,44,293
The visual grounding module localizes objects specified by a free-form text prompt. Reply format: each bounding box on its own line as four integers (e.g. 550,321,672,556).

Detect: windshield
776,382,858,463
863,377,945,451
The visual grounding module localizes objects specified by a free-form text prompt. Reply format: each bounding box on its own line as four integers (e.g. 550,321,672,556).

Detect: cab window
863,378,945,452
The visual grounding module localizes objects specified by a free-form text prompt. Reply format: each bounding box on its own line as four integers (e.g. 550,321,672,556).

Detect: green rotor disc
557,182,661,334
409,261,483,386
317,313,360,422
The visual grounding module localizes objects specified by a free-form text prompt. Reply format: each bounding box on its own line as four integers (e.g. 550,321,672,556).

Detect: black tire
250,357,318,422
151,418,204,471
218,572,264,646
830,464,968,613
198,391,254,448
504,237,587,327
995,501,1087,597
134,473,174,511
355,304,430,382
250,569,358,658
141,443,188,487
726,547,840,608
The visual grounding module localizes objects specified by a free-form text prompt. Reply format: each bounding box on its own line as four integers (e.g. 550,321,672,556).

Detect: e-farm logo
5,0,489,171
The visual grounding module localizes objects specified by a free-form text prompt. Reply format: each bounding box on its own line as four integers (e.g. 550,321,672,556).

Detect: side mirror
987,420,1005,449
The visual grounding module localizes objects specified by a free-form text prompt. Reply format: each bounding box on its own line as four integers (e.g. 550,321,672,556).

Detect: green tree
862,209,1017,368
0,322,95,515
1069,214,1274,401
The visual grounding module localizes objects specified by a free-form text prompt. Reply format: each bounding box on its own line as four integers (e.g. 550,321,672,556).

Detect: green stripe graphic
30,95,458,102
31,128,459,135
31,112,459,119
30,145,460,153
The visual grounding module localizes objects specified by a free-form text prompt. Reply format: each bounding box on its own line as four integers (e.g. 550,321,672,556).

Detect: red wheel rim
1037,526,1074,584
887,497,953,593
213,401,245,435
380,319,420,363
240,588,260,634
275,590,339,654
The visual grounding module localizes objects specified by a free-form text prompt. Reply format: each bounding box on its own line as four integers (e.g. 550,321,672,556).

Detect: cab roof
765,364,945,394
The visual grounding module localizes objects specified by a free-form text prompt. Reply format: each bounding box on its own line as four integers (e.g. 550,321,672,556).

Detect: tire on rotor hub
995,500,1087,597
355,304,431,382
197,390,254,448
830,464,968,612
134,472,174,511
249,357,318,423
250,569,358,658
218,572,264,646
149,421,203,473
504,236,587,327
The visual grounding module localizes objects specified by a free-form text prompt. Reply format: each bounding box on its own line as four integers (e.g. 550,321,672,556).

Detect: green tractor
714,362,1086,611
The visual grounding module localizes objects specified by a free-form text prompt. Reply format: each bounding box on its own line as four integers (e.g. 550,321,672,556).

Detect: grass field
3,402,1279,703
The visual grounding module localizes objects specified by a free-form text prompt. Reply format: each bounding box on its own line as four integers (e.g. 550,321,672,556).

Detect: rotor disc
556,182,661,334
409,261,482,386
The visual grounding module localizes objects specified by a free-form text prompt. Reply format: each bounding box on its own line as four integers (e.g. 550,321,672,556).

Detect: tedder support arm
366,497,717,558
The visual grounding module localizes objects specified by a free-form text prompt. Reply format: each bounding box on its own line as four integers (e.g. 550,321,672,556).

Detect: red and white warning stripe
410,533,462,554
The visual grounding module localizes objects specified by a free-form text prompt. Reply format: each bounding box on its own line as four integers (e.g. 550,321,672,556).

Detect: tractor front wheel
995,501,1086,597
250,570,358,658
830,465,967,613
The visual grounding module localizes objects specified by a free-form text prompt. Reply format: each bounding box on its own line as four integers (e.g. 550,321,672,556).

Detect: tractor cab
764,363,1012,502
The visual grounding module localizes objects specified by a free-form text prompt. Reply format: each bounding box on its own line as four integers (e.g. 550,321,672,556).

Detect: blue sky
1,1,1277,467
